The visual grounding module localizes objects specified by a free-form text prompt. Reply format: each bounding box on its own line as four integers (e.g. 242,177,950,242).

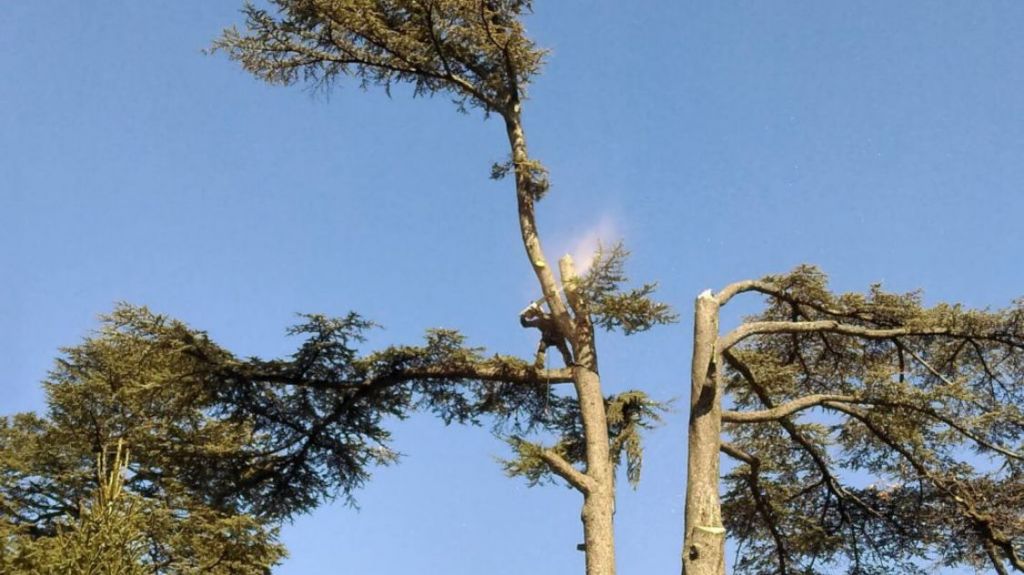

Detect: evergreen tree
1,433,285,575
0,307,292,574
685,266,1024,574
212,4,674,575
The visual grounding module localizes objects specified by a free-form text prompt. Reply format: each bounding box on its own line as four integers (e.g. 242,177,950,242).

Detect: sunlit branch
714,280,877,325
722,394,861,423
538,448,595,494
719,441,755,465
987,540,1014,575
720,320,950,352
724,386,1023,461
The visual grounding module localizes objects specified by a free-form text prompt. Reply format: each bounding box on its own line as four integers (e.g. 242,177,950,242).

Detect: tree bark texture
575,365,616,575
682,291,725,575
504,110,573,336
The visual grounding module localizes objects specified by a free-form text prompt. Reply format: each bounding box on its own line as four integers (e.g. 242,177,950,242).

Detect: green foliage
501,436,572,488
3,303,609,569
721,266,1024,574
1,437,285,575
353,327,558,429
212,0,545,113
578,243,677,335
606,391,666,486
502,390,667,489
0,305,413,572
3,299,672,570
1,441,147,575
213,1,557,200
490,156,549,198
46,441,149,575
7,305,576,520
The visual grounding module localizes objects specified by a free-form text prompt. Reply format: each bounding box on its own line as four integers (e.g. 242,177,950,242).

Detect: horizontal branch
238,362,574,392
724,387,1022,461
720,320,949,351
722,336,1022,460
722,394,861,423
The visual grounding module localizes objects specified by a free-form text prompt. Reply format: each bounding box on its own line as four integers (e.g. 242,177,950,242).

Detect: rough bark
682,291,725,575
562,256,617,575
581,485,617,575
577,366,617,575
504,108,573,337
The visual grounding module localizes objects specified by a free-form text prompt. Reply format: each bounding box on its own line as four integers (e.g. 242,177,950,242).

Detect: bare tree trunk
682,291,725,575
565,258,616,575
575,365,616,575
581,487,616,575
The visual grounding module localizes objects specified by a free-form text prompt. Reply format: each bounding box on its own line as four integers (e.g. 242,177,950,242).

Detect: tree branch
237,361,573,392
719,441,756,465
714,280,872,322
714,279,889,331
715,279,785,307
720,441,790,574
537,448,595,494
723,351,891,527
987,540,1014,575
725,391,1022,463
421,1,499,109
722,394,861,423
504,113,574,342
720,320,950,352
824,402,1024,572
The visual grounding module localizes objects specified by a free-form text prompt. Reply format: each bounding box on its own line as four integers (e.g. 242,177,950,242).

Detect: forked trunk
682,291,725,575
506,110,617,575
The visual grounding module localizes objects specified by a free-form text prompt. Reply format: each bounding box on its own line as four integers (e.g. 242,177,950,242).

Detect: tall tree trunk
506,112,617,575
575,365,616,575
682,291,725,575
581,487,616,575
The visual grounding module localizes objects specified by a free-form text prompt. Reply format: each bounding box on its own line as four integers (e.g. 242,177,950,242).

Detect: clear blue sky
2,2,1023,574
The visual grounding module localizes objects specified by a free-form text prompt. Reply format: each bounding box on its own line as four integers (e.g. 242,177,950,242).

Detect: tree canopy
704,266,1024,574
1,423,285,575
213,0,545,115
1,270,666,573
